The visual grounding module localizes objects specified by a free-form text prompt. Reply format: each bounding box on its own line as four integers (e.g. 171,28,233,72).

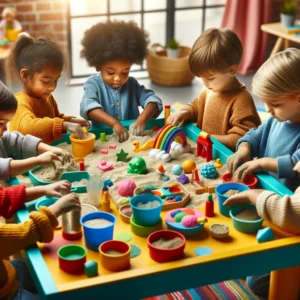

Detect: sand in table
136,200,160,208
235,208,261,221
223,189,240,197
151,237,184,249
84,218,112,228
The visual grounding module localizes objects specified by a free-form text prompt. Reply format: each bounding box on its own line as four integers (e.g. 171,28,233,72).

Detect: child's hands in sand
223,189,263,207
49,193,81,217
69,117,90,129
37,151,61,168
64,122,86,140
226,143,251,175
44,180,71,198
167,112,185,127
232,159,264,182
113,123,129,143
51,147,72,164
129,122,145,136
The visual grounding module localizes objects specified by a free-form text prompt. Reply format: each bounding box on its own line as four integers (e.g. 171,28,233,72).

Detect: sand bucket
69,133,95,158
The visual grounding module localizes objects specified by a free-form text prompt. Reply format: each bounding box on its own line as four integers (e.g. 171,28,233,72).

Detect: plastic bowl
57,245,86,274
130,216,163,237
209,224,229,239
70,133,95,158
99,240,130,272
80,211,116,252
119,204,132,223
61,171,91,193
29,166,52,186
130,194,162,226
35,197,57,211
147,230,186,263
222,172,258,189
230,203,264,233
215,182,250,217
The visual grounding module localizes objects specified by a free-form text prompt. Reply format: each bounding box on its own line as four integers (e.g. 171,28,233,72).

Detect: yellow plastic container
5,29,21,42
69,133,95,158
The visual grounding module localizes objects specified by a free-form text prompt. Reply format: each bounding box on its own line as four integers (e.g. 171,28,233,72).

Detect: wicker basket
146,44,195,87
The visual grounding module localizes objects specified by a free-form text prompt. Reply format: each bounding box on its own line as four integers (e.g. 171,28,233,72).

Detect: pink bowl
222,172,258,189
147,230,186,263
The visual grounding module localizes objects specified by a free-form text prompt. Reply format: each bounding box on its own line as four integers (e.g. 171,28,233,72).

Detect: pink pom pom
118,179,137,197
182,215,198,228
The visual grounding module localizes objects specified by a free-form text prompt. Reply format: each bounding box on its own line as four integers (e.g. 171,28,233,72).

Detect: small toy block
84,260,98,277
152,125,159,131
191,168,200,182
79,161,85,171
100,149,108,154
109,144,117,149
100,132,106,142
193,181,216,195
256,227,275,243
196,131,213,162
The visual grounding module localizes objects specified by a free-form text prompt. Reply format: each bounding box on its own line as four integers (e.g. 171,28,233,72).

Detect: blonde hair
189,28,243,76
2,7,16,18
252,48,300,99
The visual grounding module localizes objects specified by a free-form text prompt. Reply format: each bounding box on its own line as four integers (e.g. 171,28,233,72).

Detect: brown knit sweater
0,207,58,300
182,85,261,150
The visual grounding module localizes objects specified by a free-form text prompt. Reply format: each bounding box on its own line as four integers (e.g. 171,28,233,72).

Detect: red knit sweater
0,185,26,218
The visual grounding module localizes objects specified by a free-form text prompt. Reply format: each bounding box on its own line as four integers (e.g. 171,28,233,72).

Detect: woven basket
146,44,195,87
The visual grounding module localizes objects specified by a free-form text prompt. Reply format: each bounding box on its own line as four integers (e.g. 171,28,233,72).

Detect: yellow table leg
271,37,283,56
284,39,291,49
269,266,300,299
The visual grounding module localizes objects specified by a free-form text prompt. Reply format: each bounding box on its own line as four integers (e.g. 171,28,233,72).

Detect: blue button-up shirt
80,73,163,127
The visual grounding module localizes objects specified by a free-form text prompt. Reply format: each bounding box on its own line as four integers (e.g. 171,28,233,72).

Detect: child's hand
129,123,145,136
51,147,72,164
223,189,263,207
49,193,81,217
232,159,264,182
69,117,90,129
113,123,129,143
44,180,71,198
293,161,300,172
167,112,185,127
226,143,251,175
37,151,61,167
64,122,86,140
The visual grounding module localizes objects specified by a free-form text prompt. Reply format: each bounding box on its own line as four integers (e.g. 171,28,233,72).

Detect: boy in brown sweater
167,28,261,151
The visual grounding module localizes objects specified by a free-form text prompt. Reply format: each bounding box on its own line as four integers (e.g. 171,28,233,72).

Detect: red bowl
147,230,186,263
222,172,258,189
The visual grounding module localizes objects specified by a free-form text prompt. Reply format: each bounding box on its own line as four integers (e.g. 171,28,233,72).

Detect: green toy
127,157,147,174
116,149,129,162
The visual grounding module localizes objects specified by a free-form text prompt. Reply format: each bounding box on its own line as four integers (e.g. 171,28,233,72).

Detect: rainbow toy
153,124,187,153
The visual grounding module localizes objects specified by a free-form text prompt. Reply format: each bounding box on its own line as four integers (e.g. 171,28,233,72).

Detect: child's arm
36,143,72,163
167,110,192,127
224,188,300,234
0,194,80,259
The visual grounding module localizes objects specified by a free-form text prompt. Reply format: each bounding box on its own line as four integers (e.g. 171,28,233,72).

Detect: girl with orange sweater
8,33,89,144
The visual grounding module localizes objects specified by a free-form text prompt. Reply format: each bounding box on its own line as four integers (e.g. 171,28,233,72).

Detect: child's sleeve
135,79,163,118
15,102,65,144
0,185,26,218
256,188,300,234
80,79,103,120
277,149,300,179
0,206,58,258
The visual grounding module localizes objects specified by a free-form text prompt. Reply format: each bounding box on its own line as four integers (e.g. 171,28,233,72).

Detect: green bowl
61,171,91,193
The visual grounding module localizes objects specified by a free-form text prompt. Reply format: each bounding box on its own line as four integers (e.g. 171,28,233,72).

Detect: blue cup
130,194,162,226
215,182,250,217
35,197,58,211
80,211,116,252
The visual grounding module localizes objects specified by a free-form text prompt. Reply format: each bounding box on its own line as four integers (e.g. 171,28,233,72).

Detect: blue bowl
80,211,116,252
230,203,264,233
130,194,162,226
215,182,250,217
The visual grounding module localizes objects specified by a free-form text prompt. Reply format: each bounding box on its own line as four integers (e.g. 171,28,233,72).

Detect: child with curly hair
80,20,163,142
227,48,300,192
0,80,72,180
8,33,89,144
167,28,261,151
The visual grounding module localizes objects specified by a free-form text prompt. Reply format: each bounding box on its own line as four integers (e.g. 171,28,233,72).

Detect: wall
0,0,68,51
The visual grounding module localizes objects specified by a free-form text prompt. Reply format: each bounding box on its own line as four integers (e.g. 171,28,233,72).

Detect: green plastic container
29,166,53,186
61,171,91,193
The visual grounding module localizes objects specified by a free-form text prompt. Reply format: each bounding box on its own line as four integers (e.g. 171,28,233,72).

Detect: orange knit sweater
9,92,74,144
182,85,261,150
0,206,58,300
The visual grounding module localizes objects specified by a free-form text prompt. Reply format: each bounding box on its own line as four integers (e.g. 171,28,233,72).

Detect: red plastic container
147,230,186,263
222,172,258,189
57,245,86,274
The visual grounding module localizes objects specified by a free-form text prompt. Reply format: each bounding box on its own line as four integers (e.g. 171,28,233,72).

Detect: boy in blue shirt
80,20,163,142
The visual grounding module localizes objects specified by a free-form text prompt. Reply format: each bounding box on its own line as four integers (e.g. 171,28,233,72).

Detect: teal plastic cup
130,194,162,226
215,182,250,217
80,211,116,252
35,197,57,211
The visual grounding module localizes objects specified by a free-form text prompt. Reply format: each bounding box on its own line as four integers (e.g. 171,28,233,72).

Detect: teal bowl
230,203,263,233
215,182,250,217
61,171,91,193
29,166,52,186
35,197,58,210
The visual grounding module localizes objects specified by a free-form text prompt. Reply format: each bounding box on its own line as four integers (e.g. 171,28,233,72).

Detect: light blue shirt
80,74,163,127
237,117,300,191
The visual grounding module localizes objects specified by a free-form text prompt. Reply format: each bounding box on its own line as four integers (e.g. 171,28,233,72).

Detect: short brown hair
189,28,243,76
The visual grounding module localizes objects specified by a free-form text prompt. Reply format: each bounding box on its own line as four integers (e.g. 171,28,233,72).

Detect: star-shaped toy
116,149,129,162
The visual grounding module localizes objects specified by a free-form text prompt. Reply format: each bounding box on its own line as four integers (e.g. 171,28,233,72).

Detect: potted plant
280,0,297,27
167,38,180,58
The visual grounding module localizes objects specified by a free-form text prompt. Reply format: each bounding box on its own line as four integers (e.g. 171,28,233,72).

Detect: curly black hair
81,20,149,68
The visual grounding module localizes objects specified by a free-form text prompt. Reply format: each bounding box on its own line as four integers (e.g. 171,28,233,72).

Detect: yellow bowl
5,29,21,42
70,133,95,158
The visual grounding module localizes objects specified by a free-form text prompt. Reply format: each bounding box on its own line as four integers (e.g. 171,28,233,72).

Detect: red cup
147,230,186,263
221,172,258,189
